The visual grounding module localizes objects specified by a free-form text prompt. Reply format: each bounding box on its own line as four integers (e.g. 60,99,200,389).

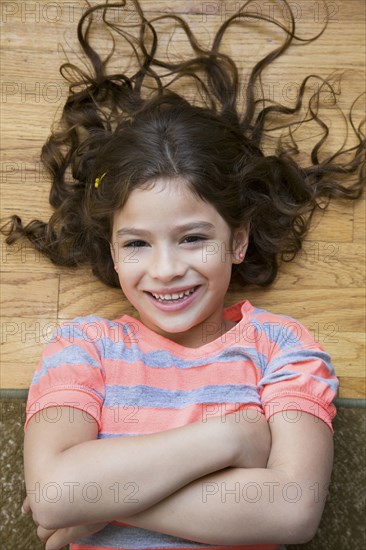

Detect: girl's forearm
116,467,320,545
31,417,235,529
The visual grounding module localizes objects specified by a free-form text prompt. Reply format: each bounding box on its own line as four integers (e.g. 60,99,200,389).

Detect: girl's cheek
199,242,217,264
117,248,143,267
200,245,230,266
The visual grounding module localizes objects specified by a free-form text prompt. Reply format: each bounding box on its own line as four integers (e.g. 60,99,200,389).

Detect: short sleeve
258,319,339,433
24,317,106,431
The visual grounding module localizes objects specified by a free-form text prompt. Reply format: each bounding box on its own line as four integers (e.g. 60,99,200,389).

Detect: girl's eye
123,240,147,248
182,235,207,244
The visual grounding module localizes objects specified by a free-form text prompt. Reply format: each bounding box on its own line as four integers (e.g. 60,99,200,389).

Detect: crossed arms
23,405,333,548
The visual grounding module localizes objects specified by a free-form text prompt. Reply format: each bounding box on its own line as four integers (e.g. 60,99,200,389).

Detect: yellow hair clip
94,171,107,189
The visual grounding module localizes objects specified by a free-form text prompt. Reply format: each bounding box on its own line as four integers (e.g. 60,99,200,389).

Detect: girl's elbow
27,477,71,530
30,500,62,530
31,500,68,531
298,512,322,543
286,504,323,544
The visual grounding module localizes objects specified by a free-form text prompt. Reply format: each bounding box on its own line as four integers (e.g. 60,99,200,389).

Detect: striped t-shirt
25,300,338,550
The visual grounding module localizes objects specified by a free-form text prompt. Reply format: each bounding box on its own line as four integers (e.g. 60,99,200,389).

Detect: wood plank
338,378,366,399
305,202,354,242
326,333,365,376
271,242,365,289
58,273,137,319
353,196,366,244
0,274,59,317
0,316,58,389
0,241,56,272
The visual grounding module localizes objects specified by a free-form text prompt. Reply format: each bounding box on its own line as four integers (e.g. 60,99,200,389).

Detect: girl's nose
148,246,187,282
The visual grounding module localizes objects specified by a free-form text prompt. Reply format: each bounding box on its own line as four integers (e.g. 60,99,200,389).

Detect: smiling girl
3,1,365,549
111,177,248,346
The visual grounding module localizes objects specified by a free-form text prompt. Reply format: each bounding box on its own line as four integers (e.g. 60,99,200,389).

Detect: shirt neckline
115,299,254,357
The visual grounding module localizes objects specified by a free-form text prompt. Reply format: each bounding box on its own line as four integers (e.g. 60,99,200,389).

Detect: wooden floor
1,1,365,397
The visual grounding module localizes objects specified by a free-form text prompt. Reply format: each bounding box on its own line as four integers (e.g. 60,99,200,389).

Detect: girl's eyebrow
116,221,215,238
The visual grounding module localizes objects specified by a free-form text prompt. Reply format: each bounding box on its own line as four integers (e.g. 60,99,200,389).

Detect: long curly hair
2,0,365,288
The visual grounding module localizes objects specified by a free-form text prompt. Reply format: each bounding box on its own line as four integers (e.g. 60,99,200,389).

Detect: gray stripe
103,384,261,408
76,522,218,548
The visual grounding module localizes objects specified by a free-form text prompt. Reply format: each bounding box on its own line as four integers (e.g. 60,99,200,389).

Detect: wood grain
1,0,365,396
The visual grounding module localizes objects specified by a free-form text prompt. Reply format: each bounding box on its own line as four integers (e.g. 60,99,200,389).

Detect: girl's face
111,177,248,348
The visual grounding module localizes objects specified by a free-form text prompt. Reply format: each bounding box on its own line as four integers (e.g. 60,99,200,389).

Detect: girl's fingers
21,495,40,527
36,525,57,543
22,493,108,550
45,528,80,550
44,523,109,550
21,496,31,515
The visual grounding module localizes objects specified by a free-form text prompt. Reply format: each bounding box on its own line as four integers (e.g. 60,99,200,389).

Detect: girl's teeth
151,288,196,301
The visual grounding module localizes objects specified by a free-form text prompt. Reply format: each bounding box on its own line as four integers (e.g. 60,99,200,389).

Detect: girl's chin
142,317,196,337
138,309,205,340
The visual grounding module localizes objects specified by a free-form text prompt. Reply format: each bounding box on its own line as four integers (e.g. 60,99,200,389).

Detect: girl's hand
36,522,109,550
224,408,271,469
22,496,108,550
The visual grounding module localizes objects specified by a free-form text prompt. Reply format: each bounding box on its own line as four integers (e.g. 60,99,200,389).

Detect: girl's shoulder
50,313,136,347
54,314,118,334
234,300,321,350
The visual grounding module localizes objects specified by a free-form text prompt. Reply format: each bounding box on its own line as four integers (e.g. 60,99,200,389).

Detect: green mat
1,399,365,549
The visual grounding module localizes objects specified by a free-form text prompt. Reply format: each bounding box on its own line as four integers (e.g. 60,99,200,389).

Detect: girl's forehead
112,177,229,231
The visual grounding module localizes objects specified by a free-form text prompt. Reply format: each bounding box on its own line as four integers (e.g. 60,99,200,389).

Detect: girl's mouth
150,286,197,302
145,286,201,311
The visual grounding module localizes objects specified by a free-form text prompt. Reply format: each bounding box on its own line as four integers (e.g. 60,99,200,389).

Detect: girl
3,0,364,549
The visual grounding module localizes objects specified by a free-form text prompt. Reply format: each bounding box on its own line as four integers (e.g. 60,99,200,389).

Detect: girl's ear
232,223,250,264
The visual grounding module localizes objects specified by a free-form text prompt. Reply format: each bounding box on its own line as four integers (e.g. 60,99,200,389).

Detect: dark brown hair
2,0,365,287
